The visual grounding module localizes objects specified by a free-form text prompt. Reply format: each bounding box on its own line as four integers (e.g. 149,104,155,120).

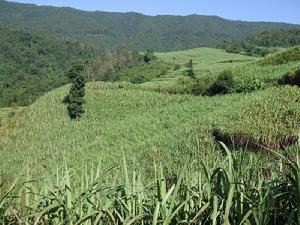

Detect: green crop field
1,46,300,224
156,47,257,74
142,48,257,88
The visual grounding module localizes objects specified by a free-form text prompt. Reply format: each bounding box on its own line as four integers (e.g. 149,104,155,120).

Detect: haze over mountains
1,0,299,51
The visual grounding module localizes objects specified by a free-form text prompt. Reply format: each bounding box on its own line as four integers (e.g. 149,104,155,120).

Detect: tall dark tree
186,59,195,78
63,63,86,120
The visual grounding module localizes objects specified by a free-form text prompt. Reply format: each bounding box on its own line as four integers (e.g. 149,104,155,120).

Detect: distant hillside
0,26,105,107
218,28,300,56
0,0,299,51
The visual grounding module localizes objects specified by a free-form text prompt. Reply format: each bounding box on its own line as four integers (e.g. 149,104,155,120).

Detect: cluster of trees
90,46,143,82
90,47,171,84
0,26,104,107
218,29,300,56
0,25,171,108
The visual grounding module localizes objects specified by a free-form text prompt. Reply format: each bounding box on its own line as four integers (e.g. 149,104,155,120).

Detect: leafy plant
279,67,300,87
208,70,236,95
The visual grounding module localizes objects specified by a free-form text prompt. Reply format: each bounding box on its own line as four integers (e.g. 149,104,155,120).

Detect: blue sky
12,0,300,24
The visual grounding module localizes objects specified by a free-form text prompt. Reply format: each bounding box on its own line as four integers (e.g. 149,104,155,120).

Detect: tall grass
1,144,299,224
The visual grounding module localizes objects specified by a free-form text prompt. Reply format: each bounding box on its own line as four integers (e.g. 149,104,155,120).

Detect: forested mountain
218,28,300,56
0,26,105,107
0,0,299,51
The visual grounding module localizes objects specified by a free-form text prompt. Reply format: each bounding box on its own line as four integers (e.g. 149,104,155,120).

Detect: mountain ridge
1,0,300,51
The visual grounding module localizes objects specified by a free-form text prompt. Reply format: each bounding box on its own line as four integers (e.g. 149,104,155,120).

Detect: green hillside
1,82,300,176
139,48,256,90
2,1,300,223
0,26,105,107
1,45,300,224
218,28,300,56
0,0,299,51
140,46,300,96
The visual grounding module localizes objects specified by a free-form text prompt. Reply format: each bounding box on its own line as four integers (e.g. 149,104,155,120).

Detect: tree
186,59,195,78
63,62,86,120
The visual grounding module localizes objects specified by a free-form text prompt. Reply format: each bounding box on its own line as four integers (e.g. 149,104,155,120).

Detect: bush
130,75,149,84
278,68,300,86
174,64,181,71
144,49,157,63
160,68,168,76
238,79,264,93
208,70,235,95
176,76,212,96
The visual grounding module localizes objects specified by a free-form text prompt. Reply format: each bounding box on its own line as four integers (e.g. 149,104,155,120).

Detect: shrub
130,75,149,84
238,79,264,93
160,68,168,76
176,76,212,95
144,49,157,63
208,70,235,95
279,68,300,86
174,64,181,71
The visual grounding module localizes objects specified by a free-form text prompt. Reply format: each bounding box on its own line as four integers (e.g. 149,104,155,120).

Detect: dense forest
0,26,168,107
0,27,105,107
0,0,299,51
218,28,300,56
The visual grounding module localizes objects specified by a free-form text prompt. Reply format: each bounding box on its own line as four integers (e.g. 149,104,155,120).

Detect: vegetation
208,70,235,95
0,1,299,51
144,46,300,96
186,59,195,78
1,147,300,224
279,67,300,86
1,82,300,177
1,5,300,222
144,49,157,63
0,107,24,137
218,28,300,56
0,26,104,107
257,45,300,66
63,63,86,120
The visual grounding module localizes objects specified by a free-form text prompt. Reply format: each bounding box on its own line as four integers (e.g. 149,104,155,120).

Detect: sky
12,0,300,24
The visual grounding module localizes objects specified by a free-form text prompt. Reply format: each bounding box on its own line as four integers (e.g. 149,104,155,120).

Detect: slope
1,82,299,177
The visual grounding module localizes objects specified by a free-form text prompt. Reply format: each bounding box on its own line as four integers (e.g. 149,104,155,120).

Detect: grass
143,47,300,93
1,145,300,224
142,48,257,89
0,107,25,137
156,47,257,76
214,86,300,149
1,82,299,178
